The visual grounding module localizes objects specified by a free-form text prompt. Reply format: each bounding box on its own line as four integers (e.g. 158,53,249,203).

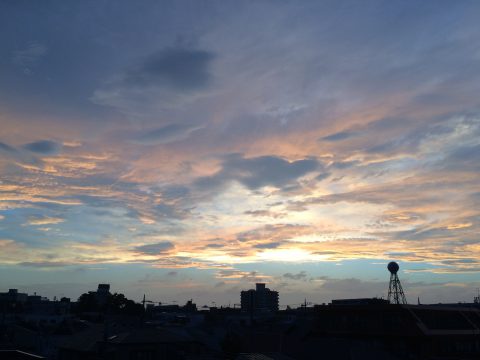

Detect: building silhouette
0,289,28,304
241,283,279,312
3,284,480,359
95,284,110,305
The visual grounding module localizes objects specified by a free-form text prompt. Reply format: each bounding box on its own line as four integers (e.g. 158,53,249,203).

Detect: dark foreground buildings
3,283,480,359
299,301,480,359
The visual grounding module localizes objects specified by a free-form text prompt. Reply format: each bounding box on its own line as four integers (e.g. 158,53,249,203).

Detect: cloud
205,243,225,249
244,209,286,218
236,224,312,243
27,216,64,226
23,140,61,155
91,46,215,117
253,241,283,249
315,172,331,181
150,255,216,269
446,223,472,230
214,281,226,288
443,143,480,171
0,142,17,153
317,277,388,299
283,271,308,281
12,43,47,67
125,47,215,90
133,241,175,255
167,271,177,276
159,185,190,201
19,261,70,268
133,123,202,145
216,269,268,283
321,130,358,142
329,160,360,170
195,154,320,191
0,141,38,165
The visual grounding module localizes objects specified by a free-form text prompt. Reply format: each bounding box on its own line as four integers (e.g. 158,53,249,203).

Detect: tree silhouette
75,292,143,315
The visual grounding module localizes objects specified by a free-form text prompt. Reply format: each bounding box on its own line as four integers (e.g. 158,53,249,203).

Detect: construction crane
142,294,160,308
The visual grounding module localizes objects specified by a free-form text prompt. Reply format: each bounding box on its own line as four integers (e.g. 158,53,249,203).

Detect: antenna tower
387,261,407,304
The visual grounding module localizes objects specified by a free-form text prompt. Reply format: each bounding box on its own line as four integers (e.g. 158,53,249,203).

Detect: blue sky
1,0,480,306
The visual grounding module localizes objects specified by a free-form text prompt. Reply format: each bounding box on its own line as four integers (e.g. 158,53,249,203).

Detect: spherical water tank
387,261,399,274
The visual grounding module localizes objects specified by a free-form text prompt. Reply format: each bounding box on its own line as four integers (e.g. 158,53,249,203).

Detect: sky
1,0,480,307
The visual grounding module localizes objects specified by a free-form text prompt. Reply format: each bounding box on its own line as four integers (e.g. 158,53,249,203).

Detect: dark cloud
283,271,308,281
23,140,61,155
365,141,398,154
159,185,190,201
329,160,360,169
286,176,469,210
443,144,480,171
384,252,417,257
125,47,215,91
327,115,480,161
214,281,226,288
19,261,70,268
133,123,201,145
388,226,461,242
236,224,312,243
205,243,225,249
312,251,339,256
315,172,331,181
195,154,320,191
442,258,477,265
450,143,480,160
244,209,286,218
0,141,39,165
91,46,216,116
0,142,17,153
151,203,192,221
147,255,203,268
253,241,283,249
321,130,358,142
167,271,177,276
133,241,175,255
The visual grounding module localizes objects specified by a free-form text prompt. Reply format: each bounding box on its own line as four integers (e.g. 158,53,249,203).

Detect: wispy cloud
26,217,65,226
132,123,203,145
11,42,47,72
23,140,62,155
133,241,175,255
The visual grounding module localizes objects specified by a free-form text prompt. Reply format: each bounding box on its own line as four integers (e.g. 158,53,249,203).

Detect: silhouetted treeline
74,292,143,316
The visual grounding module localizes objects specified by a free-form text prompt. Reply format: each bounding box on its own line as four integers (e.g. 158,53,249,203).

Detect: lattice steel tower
387,261,407,304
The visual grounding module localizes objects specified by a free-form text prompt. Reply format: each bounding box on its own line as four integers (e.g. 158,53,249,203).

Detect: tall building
96,283,110,305
97,283,110,294
241,283,279,312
